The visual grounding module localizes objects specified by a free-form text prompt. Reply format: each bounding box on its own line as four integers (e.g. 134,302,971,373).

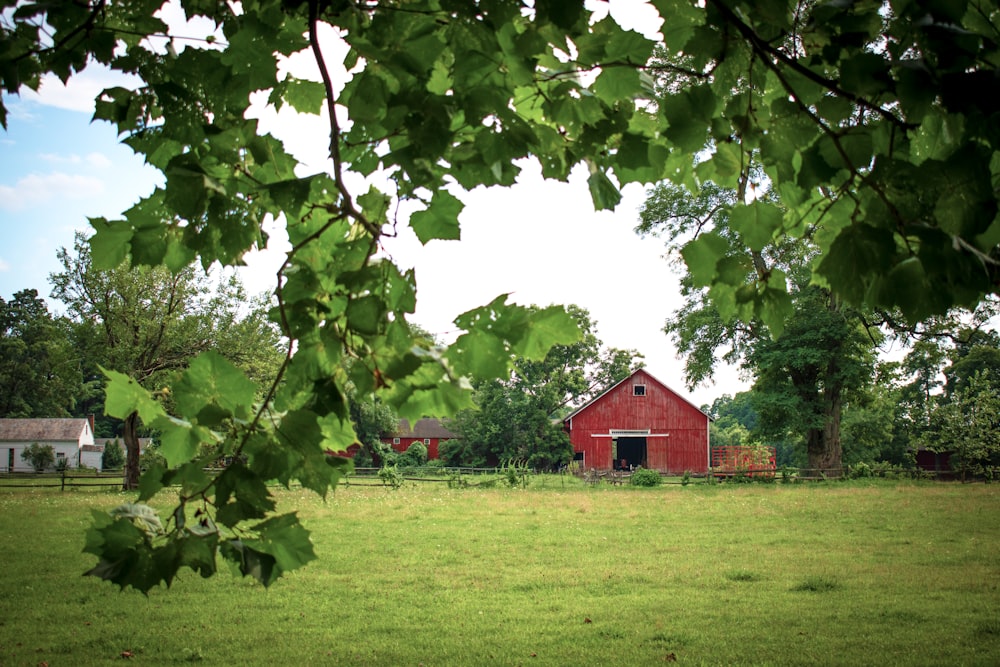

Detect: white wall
3,441,82,472
79,448,103,471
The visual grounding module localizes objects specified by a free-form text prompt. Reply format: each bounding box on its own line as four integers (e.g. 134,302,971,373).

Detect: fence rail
0,464,939,492
0,470,124,490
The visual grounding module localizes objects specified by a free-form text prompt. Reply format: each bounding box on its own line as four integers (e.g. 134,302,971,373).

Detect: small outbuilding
382,418,457,460
562,368,711,474
0,417,97,471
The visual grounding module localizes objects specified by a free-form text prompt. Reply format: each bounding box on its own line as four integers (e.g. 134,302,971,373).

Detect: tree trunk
364,441,383,468
806,390,843,477
123,411,141,490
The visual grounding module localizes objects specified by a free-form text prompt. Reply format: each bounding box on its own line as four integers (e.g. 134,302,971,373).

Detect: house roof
390,418,457,439
562,367,711,423
0,418,91,442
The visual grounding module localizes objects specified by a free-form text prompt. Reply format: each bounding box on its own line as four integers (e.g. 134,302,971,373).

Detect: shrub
630,468,662,487
21,442,55,472
378,464,404,489
501,459,530,488
396,441,428,468
102,438,126,470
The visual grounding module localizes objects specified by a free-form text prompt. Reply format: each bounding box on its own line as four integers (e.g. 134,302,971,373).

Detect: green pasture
1,478,998,666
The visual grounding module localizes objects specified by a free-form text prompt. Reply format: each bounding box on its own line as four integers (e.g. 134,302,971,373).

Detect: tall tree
50,233,284,489
0,289,83,417
5,0,1000,589
921,371,1000,480
639,180,879,474
750,287,877,475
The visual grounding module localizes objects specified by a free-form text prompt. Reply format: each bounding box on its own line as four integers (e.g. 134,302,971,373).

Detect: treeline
0,233,286,485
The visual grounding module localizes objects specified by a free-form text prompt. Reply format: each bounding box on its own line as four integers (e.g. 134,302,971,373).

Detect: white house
0,418,97,471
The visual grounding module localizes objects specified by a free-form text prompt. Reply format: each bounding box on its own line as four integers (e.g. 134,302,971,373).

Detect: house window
633,384,646,396
56,452,66,459
392,438,400,445
423,438,431,445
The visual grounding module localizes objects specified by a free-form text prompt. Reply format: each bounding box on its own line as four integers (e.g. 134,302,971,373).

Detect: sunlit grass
1,480,998,665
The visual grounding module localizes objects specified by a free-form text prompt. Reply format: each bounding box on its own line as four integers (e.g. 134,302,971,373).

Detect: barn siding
390,437,441,460
565,369,709,474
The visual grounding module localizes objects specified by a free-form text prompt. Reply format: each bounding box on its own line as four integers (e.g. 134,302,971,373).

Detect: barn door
616,437,647,470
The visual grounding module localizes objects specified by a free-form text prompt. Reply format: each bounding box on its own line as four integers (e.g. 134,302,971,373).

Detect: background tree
0,289,83,418
347,393,398,468
750,288,877,475
20,443,55,472
639,181,879,474
840,363,908,467
920,371,1000,480
100,439,126,471
50,233,284,489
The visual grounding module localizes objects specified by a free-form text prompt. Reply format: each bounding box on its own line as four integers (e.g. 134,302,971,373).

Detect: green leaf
512,305,581,359
451,329,511,379
680,232,729,287
214,463,276,528
242,512,316,585
345,295,386,335
282,77,326,114
817,224,898,306
358,186,391,227
912,111,965,165
592,67,644,104
155,416,218,468
88,218,133,269
876,257,932,323
587,169,622,210
101,368,166,424
410,190,463,244
758,283,794,338
220,539,276,587
83,510,165,593
137,463,168,501
729,201,784,252
173,351,259,427
663,86,716,153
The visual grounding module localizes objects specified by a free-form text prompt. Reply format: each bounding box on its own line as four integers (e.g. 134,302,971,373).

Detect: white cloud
23,67,142,114
0,258,10,272
87,152,113,168
39,152,82,164
0,172,105,211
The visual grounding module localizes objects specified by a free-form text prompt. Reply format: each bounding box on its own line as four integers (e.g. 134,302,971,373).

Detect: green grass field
1,478,998,666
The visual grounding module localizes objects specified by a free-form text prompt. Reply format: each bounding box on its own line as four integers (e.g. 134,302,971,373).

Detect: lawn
1,478,998,665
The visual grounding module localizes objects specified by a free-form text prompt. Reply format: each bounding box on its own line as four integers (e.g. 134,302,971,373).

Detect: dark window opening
633,385,646,396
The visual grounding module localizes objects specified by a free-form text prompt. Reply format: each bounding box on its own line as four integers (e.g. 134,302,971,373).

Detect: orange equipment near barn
562,368,711,474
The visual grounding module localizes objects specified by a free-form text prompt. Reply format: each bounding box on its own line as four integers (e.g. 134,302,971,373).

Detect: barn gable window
633,384,646,396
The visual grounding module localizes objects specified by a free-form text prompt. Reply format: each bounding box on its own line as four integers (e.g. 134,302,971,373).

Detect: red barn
563,368,711,474
381,418,457,460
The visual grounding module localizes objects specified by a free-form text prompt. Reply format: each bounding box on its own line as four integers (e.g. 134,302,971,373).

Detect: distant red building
562,368,711,473
381,418,457,460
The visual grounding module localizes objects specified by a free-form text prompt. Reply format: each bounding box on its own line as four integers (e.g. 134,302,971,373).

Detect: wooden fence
0,470,125,490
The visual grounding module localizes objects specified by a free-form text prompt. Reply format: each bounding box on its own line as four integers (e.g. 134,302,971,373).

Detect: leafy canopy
4,0,1000,590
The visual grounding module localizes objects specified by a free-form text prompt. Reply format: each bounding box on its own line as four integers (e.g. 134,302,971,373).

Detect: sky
0,2,747,408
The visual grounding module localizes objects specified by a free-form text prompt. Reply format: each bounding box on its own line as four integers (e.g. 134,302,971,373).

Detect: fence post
61,469,66,492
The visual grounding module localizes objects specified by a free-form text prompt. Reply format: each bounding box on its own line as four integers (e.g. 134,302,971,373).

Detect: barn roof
390,418,457,439
0,418,91,442
562,368,711,423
